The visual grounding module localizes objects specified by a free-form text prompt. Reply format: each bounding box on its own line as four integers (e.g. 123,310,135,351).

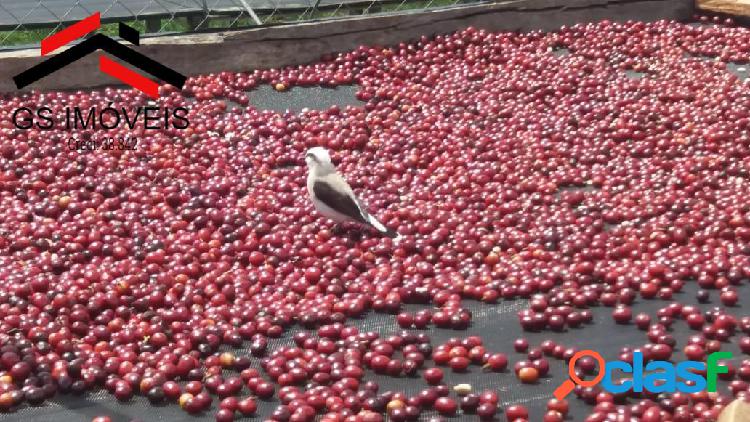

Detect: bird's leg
332,223,346,235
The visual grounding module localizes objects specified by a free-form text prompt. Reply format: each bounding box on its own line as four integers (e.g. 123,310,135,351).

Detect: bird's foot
332,223,346,236
331,223,366,241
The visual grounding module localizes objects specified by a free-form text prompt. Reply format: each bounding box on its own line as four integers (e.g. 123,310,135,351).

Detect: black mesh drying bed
1,279,747,422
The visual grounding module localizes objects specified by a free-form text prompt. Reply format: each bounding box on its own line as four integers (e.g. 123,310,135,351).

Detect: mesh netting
0,0,483,48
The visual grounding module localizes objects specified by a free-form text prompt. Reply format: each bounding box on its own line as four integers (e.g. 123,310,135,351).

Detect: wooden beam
718,399,750,422
0,0,695,93
145,17,161,33
697,0,750,16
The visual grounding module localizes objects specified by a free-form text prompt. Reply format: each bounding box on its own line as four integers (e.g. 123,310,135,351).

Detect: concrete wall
0,0,694,94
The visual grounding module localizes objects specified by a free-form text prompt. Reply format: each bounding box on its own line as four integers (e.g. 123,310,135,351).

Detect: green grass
0,0,470,47
0,27,53,46
0,19,189,47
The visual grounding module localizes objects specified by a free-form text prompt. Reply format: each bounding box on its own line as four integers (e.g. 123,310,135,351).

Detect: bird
305,147,399,239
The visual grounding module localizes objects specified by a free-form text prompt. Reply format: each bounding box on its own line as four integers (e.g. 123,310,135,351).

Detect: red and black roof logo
13,12,187,99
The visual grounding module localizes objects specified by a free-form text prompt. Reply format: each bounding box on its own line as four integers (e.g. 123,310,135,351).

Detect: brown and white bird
305,147,399,239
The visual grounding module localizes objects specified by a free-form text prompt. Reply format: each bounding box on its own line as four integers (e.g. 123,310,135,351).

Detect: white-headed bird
305,147,399,239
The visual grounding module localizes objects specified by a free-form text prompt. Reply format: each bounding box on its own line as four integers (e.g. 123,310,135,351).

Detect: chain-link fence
0,0,483,48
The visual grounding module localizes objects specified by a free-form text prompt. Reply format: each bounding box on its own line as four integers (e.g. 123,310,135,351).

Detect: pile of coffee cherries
1,12,750,422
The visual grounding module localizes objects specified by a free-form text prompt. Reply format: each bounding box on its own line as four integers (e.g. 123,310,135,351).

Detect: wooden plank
717,399,750,422
0,0,695,93
697,0,750,17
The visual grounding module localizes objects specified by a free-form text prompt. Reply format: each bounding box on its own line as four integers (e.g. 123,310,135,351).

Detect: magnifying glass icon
553,350,606,400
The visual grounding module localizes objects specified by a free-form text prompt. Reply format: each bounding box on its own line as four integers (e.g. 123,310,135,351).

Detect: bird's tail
366,214,400,240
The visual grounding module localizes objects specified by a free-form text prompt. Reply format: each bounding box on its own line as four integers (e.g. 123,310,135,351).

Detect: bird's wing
312,174,369,225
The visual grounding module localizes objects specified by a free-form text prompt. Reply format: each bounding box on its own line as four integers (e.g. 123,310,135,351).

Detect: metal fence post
145,17,161,33
238,0,264,25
